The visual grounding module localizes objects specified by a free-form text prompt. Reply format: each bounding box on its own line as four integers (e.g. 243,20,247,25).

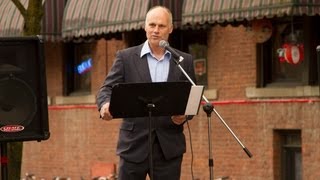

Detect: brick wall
208,25,256,100
20,26,320,180
91,38,125,95
45,43,64,96
21,107,120,179
20,102,320,179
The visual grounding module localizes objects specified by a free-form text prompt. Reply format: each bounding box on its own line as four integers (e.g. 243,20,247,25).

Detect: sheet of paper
185,85,204,115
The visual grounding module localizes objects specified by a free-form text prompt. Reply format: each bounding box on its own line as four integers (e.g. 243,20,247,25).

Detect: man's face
144,8,173,48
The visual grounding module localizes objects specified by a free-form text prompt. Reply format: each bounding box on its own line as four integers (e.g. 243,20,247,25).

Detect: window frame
280,130,302,180
64,42,94,96
256,16,319,88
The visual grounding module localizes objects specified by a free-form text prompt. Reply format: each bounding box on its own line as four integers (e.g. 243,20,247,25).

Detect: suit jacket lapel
133,45,152,82
167,57,180,81
133,45,181,82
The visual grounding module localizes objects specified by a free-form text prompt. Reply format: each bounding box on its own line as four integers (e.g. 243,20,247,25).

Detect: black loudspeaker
0,36,50,142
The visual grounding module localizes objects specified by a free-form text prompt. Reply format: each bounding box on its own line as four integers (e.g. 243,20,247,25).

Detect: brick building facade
0,0,319,179
20,25,320,179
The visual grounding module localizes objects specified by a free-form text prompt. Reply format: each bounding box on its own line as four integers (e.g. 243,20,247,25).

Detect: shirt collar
140,40,172,59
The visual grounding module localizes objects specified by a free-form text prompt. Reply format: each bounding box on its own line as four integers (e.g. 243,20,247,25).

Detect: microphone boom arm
170,47,252,180
174,60,252,157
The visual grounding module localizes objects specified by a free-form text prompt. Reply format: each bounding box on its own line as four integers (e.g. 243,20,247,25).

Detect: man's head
144,6,173,48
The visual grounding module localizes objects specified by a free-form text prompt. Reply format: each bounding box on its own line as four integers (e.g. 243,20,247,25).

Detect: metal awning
62,0,184,40
182,0,320,26
149,0,184,28
62,0,149,39
0,0,26,37
0,0,66,42
42,0,67,42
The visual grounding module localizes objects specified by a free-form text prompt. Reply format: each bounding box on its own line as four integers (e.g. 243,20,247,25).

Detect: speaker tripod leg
0,142,8,180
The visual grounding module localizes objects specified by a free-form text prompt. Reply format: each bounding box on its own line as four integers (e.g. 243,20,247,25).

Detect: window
274,130,302,180
281,130,302,180
65,42,94,96
257,16,319,87
189,44,207,86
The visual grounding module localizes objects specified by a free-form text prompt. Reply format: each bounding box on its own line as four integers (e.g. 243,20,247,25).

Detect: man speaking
96,6,196,180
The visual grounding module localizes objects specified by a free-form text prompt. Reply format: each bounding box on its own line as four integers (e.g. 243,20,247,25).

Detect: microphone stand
138,96,164,180
0,142,8,180
172,56,253,180
317,45,320,96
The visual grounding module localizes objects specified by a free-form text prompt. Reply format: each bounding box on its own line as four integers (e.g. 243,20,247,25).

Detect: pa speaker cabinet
0,36,50,142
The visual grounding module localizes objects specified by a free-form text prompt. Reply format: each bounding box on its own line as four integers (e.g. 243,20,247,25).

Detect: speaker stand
0,142,8,180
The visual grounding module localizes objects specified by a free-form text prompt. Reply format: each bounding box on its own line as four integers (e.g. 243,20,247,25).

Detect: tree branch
11,0,27,17
42,0,46,11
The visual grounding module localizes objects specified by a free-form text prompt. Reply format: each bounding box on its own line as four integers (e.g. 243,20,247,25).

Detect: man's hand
100,102,113,121
171,115,187,125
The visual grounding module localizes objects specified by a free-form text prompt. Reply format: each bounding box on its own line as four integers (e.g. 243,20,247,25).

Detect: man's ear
169,24,173,34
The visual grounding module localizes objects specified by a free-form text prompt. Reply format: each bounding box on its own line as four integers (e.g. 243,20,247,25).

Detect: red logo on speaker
0,125,25,132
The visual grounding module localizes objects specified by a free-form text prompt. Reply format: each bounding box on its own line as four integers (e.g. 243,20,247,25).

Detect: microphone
159,40,183,60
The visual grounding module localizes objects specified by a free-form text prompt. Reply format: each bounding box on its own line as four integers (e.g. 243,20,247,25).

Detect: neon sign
77,58,92,74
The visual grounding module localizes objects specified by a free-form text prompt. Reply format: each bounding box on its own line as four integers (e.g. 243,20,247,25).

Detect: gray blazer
96,43,196,163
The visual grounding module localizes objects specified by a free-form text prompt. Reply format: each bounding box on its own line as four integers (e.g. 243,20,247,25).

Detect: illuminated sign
77,58,92,74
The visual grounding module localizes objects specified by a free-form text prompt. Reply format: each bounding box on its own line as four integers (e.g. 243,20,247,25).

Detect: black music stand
109,81,203,180
109,81,203,118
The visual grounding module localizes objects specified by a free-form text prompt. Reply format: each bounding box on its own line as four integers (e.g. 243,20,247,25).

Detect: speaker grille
0,76,37,126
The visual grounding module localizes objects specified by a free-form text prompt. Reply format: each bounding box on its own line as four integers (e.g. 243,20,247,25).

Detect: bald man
97,6,196,180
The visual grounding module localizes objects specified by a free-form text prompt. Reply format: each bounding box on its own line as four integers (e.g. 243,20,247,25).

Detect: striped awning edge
182,0,320,26
42,0,67,42
0,0,66,42
0,0,27,37
149,0,184,28
62,0,149,39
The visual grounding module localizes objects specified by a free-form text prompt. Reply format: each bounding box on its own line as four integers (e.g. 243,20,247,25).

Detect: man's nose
153,26,160,32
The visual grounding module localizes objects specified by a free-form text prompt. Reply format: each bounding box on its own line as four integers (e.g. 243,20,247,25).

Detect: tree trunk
8,142,23,180
9,0,45,178
24,0,44,36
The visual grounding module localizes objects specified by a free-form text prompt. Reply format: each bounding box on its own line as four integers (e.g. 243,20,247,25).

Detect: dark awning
150,0,183,28
0,0,26,37
42,0,67,42
182,0,320,26
0,0,66,42
62,0,184,40
62,0,149,39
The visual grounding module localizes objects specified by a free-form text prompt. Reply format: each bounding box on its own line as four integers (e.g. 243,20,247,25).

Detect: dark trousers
117,139,183,180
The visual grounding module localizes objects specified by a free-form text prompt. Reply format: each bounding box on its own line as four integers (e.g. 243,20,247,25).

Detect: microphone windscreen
159,40,169,48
